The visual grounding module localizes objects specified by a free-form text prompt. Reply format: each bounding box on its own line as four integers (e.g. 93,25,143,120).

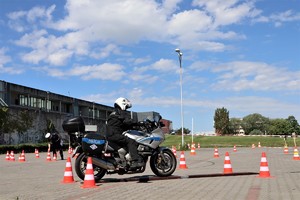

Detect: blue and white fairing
124,128,165,149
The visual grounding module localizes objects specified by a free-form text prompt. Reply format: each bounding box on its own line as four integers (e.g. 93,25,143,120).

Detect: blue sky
1,0,299,133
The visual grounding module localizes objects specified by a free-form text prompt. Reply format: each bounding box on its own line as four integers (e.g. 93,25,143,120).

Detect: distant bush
249,129,263,135
0,143,69,154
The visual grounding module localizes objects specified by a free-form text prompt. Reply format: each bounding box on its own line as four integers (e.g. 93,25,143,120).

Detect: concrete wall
0,108,106,145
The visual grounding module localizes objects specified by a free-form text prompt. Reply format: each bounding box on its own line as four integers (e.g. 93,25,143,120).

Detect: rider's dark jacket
106,108,140,161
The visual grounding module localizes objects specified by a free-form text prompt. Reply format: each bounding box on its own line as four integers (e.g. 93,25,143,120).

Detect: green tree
13,110,34,133
174,127,191,135
269,118,292,135
0,107,13,134
249,129,263,135
214,107,230,135
241,113,269,135
229,118,242,135
1,109,33,135
286,116,300,134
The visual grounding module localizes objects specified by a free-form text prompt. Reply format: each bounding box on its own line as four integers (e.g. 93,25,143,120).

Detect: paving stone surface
1,146,300,200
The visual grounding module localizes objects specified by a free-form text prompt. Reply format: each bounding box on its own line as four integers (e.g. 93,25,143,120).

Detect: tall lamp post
175,48,184,147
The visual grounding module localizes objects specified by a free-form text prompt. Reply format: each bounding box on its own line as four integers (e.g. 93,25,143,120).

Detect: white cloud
219,96,300,120
54,0,168,43
270,10,300,22
188,61,215,71
35,66,65,78
0,48,11,64
34,63,127,81
26,5,55,23
83,89,300,123
129,59,177,84
7,5,55,32
129,73,159,84
6,0,300,89
15,30,85,66
195,41,227,52
192,0,258,27
90,44,124,59
0,48,23,74
151,59,177,72
47,49,73,66
252,9,300,27
7,0,264,68
161,0,182,15
80,92,119,105
167,9,212,36
69,63,126,81
211,61,300,91
131,56,151,65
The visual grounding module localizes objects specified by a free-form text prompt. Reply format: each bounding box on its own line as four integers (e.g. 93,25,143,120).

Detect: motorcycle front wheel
74,153,107,182
150,148,177,177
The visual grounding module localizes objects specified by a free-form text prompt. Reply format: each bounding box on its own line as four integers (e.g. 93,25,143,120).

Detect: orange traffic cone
252,144,255,149
53,153,57,161
214,148,219,158
198,143,200,149
21,150,25,161
18,154,25,162
35,148,40,158
258,142,261,148
5,151,10,161
46,152,52,161
223,152,233,173
258,152,272,178
233,145,237,152
10,151,15,161
19,151,25,162
284,145,289,154
178,151,188,169
62,157,75,183
81,157,97,188
68,147,73,155
190,144,196,156
172,146,177,158
293,147,300,160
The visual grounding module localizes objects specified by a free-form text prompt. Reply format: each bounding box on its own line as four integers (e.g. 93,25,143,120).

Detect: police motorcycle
62,115,177,182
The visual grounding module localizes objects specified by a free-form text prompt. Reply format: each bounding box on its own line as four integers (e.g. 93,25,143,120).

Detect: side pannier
82,133,106,155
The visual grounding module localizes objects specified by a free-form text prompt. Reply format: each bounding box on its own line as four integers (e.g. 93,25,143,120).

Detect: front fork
155,147,170,163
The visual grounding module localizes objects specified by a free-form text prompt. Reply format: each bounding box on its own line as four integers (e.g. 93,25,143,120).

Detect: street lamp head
175,48,180,53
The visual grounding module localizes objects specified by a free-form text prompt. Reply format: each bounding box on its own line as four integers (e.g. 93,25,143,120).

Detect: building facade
0,80,172,145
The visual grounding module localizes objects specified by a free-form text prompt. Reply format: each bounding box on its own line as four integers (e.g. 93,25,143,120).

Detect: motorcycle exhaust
91,157,116,170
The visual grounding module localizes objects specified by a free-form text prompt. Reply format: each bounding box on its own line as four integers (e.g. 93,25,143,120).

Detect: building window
19,95,28,106
30,97,37,107
46,100,51,110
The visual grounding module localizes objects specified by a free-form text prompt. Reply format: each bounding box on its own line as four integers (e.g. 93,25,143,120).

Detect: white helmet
114,97,132,110
45,132,51,139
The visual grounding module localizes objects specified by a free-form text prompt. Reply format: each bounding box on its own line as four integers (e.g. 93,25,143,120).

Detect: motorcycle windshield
152,128,163,134
127,130,145,136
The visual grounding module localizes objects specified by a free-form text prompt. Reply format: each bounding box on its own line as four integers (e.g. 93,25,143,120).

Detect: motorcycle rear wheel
75,153,107,182
150,148,177,177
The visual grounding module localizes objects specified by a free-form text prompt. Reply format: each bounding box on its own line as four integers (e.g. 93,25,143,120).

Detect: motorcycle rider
106,97,143,168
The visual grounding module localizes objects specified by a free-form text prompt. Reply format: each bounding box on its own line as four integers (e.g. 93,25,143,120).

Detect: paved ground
0,146,300,200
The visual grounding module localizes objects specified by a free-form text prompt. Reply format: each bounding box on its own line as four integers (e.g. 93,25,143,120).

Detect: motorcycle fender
72,145,83,158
